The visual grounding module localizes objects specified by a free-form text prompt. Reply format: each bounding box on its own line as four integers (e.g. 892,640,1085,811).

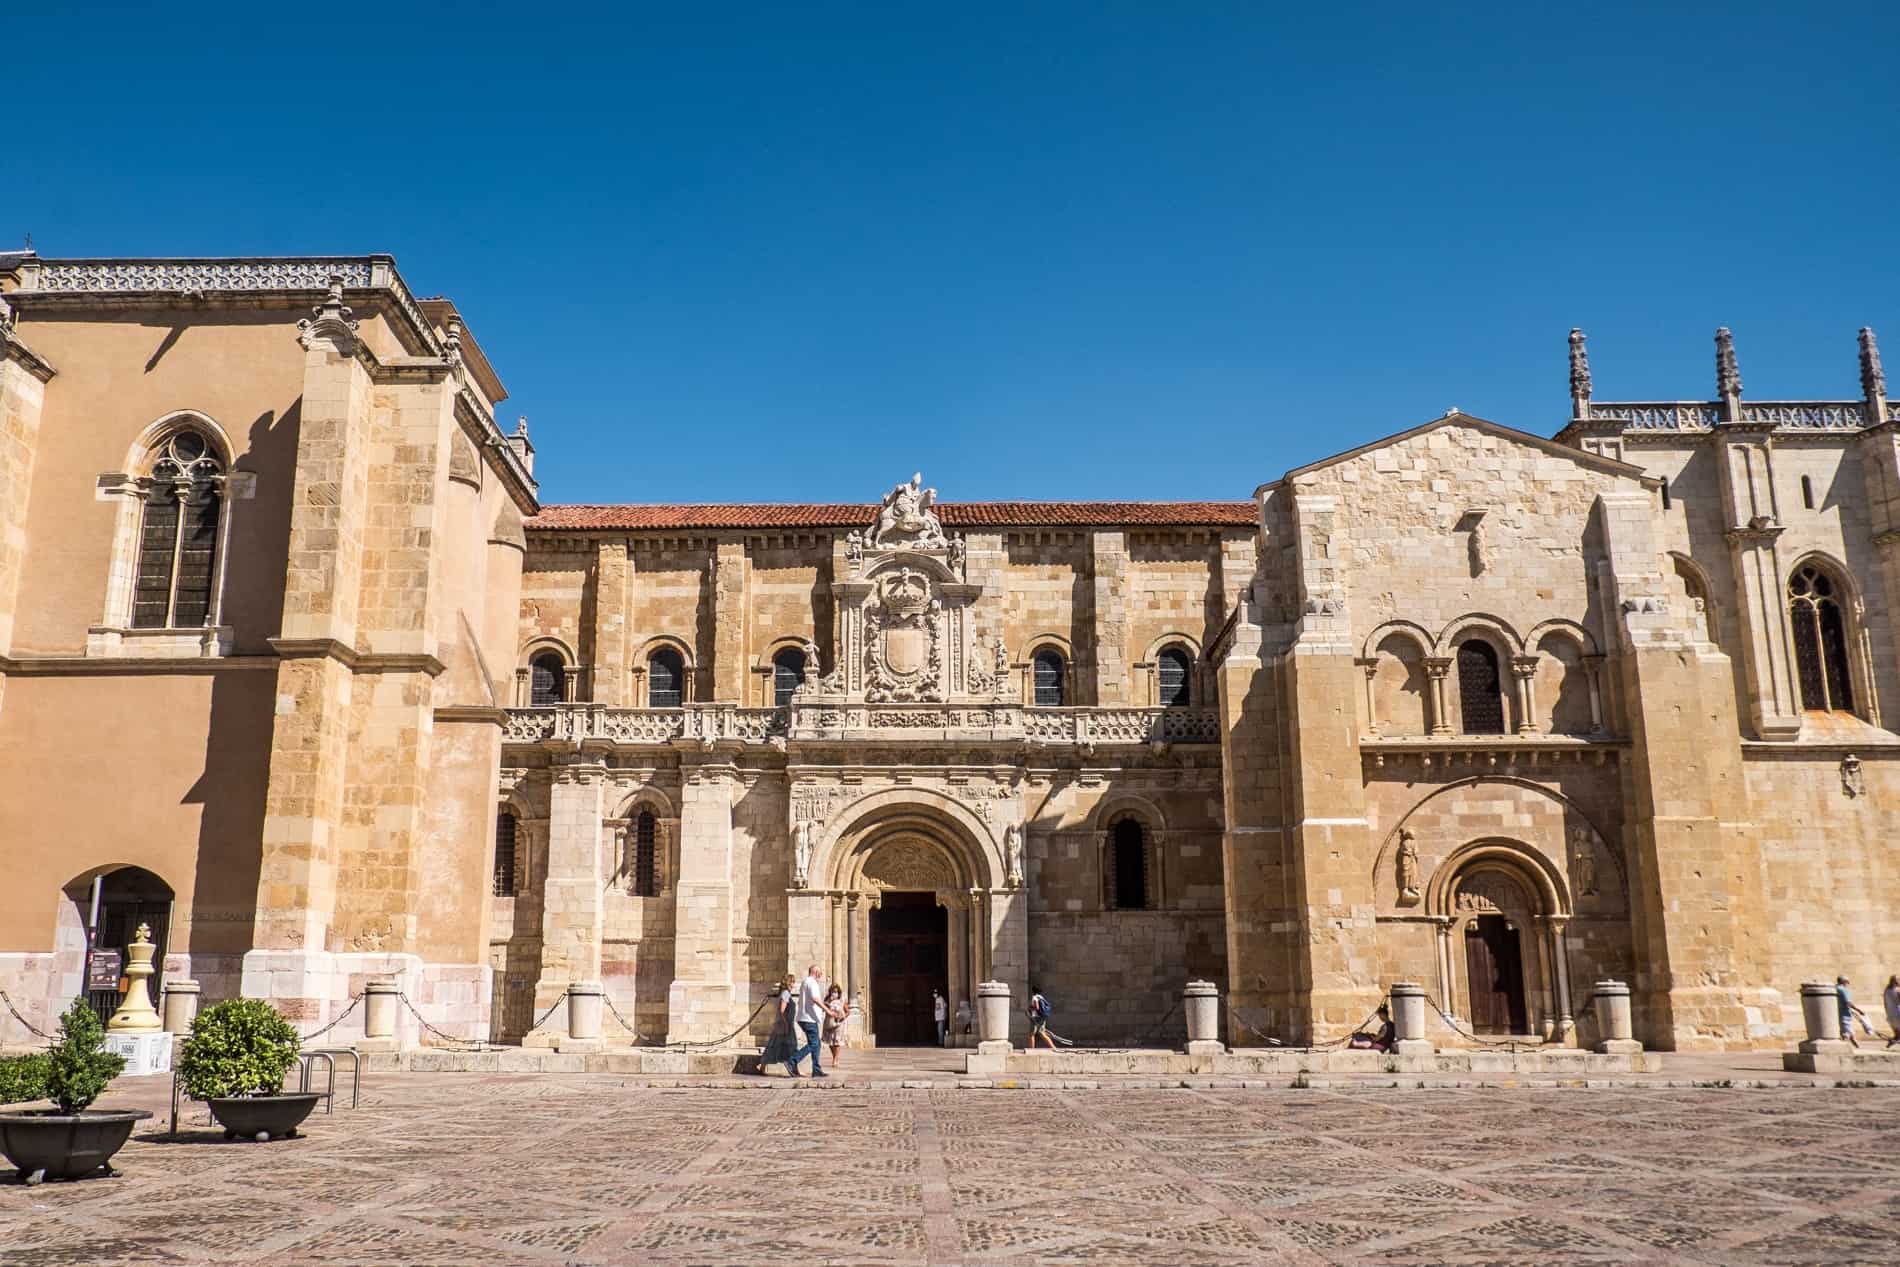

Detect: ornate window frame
1141,633,1202,708
1094,794,1166,912
516,636,581,706
1022,634,1074,708
612,789,677,897
89,411,251,658
755,636,819,707
1787,555,1871,720
632,635,695,707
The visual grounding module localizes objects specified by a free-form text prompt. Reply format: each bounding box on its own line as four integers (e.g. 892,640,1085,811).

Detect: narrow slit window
493,813,518,897
1801,475,1815,509
632,811,658,897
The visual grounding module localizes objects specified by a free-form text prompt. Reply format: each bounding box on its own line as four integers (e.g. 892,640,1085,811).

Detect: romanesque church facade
2,252,1895,1053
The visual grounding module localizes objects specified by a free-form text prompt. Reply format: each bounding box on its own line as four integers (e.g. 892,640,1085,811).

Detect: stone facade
2,256,1895,1055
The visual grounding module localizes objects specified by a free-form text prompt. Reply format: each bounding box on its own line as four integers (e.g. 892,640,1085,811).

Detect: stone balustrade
502,702,1222,749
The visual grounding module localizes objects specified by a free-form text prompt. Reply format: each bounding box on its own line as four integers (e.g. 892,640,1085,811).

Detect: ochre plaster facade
2,261,1894,1054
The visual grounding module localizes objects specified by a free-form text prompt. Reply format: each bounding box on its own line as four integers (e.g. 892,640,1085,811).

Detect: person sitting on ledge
1348,1004,1396,1052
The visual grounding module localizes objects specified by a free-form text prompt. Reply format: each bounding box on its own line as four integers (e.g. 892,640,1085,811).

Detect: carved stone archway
1427,843,1574,1042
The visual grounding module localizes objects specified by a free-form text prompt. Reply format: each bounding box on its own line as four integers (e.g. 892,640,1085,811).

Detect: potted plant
176,998,317,1141
0,999,152,1184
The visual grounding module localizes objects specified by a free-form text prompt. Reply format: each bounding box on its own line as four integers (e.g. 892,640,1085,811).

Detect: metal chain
297,993,362,1044
601,992,640,1037
396,992,489,1051
666,995,772,1049
1423,991,1523,1048
1226,1005,1288,1048
526,995,567,1033
0,987,56,1041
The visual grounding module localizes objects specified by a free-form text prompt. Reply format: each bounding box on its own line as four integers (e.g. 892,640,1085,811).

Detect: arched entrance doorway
869,892,946,1045
65,866,174,1025
1427,844,1574,1041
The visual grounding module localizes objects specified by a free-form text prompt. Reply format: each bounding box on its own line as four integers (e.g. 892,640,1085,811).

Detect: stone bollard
363,980,400,1042
975,981,1012,1054
160,979,200,1036
1183,979,1223,1055
567,982,605,1046
1591,979,1641,1054
1799,981,1844,1047
1389,982,1433,1056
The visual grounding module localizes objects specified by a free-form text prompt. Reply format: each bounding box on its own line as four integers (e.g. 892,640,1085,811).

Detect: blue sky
12,4,1897,505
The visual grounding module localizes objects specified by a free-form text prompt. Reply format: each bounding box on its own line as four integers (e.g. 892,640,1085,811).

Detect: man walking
1837,975,1872,1047
790,964,829,1077
933,989,947,1046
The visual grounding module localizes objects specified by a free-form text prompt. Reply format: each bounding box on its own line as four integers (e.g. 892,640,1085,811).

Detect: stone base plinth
104,1031,173,1077
556,1037,605,1053
1185,1040,1225,1057
1597,1038,1644,1056
967,1045,1665,1077
1781,1044,1900,1074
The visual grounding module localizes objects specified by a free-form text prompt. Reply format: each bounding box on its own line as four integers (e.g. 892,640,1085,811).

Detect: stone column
1591,979,1641,1054
1389,981,1432,1055
667,762,739,1043
527,756,606,1046
563,981,604,1051
985,888,1029,1045
160,980,200,1036
976,981,1011,1049
1511,655,1541,734
1583,655,1608,734
1424,658,1453,734
1544,916,1574,1042
711,539,748,703
1183,979,1222,1055
363,980,399,1041
1355,657,1381,736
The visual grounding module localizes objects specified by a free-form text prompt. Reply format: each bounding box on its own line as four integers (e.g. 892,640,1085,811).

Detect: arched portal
806,792,1011,1048
1427,842,1573,1041
63,866,175,1025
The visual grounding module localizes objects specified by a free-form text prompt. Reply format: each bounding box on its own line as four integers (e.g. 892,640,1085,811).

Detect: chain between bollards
0,987,57,1041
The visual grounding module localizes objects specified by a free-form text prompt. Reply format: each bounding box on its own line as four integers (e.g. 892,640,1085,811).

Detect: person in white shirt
933,990,948,1046
790,964,829,1077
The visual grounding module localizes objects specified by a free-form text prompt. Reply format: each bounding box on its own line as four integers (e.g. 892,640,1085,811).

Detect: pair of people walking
1833,974,1900,1047
760,965,849,1077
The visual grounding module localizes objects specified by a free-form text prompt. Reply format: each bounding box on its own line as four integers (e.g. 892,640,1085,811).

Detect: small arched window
772,646,807,707
1032,649,1066,707
1790,564,1854,713
1457,639,1506,734
648,648,685,708
493,812,518,898
529,653,565,706
631,810,658,897
1157,646,1193,708
133,429,224,629
1106,818,1149,910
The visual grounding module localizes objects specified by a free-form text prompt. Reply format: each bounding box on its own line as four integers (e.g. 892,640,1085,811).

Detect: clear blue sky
13,4,1897,505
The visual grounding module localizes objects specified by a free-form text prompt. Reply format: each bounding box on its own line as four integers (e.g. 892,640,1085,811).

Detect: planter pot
0,1109,154,1184
206,1093,321,1142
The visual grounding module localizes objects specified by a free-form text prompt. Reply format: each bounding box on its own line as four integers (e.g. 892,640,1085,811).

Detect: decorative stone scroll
861,841,955,892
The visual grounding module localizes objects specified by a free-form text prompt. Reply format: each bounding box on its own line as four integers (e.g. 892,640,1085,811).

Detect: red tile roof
529,501,1257,531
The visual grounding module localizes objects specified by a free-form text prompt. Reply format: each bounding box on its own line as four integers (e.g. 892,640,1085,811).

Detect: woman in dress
821,983,850,1069
759,973,797,1074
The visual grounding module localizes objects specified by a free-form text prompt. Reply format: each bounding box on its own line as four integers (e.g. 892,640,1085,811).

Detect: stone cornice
0,653,278,675
435,705,509,726
268,637,446,677
0,324,56,382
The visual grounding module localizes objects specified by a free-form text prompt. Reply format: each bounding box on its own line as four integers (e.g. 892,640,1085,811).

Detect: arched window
1106,818,1149,911
1157,646,1193,708
1457,639,1506,734
1790,564,1854,713
1032,648,1066,707
132,430,224,628
493,812,518,897
631,810,658,897
529,652,565,706
771,646,806,707
648,648,685,708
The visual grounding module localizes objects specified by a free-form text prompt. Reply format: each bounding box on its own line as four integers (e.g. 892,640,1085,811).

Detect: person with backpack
1026,984,1057,1050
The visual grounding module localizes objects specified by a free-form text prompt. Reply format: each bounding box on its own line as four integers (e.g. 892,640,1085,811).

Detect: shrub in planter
0,1000,151,1183
178,999,319,1141
0,1053,50,1106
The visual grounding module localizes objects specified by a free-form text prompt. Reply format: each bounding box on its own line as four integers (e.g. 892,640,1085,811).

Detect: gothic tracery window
1457,639,1506,734
1789,564,1855,713
772,646,806,707
1032,648,1067,707
493,812,518,898
132,430,224,628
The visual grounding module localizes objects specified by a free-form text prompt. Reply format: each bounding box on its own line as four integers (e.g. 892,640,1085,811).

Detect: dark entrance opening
869,891,946,1046
70,866,174,1026
1463,914,1528,1034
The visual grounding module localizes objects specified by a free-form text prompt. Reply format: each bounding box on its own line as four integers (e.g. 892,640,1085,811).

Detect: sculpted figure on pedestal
868,472,946,548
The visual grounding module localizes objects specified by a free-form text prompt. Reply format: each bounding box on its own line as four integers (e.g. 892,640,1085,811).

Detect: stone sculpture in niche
1004,821,1024,889
1396,828,1421,904
1841,752,1864,799
1570,828,1598,898
793,820,815,889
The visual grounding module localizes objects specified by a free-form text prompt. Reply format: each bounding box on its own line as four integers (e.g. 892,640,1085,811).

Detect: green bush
177,999,301,1100
0,1051,51,1105
45,999,127,1114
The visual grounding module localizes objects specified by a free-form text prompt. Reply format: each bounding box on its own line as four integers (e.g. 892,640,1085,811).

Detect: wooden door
870,893,947,1046
1464,915,1527,1035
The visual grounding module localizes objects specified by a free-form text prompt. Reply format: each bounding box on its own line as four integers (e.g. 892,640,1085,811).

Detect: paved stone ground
4,1075,1897,1265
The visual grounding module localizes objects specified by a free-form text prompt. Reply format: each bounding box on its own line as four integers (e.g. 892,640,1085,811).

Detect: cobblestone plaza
5,1076,1898,1265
